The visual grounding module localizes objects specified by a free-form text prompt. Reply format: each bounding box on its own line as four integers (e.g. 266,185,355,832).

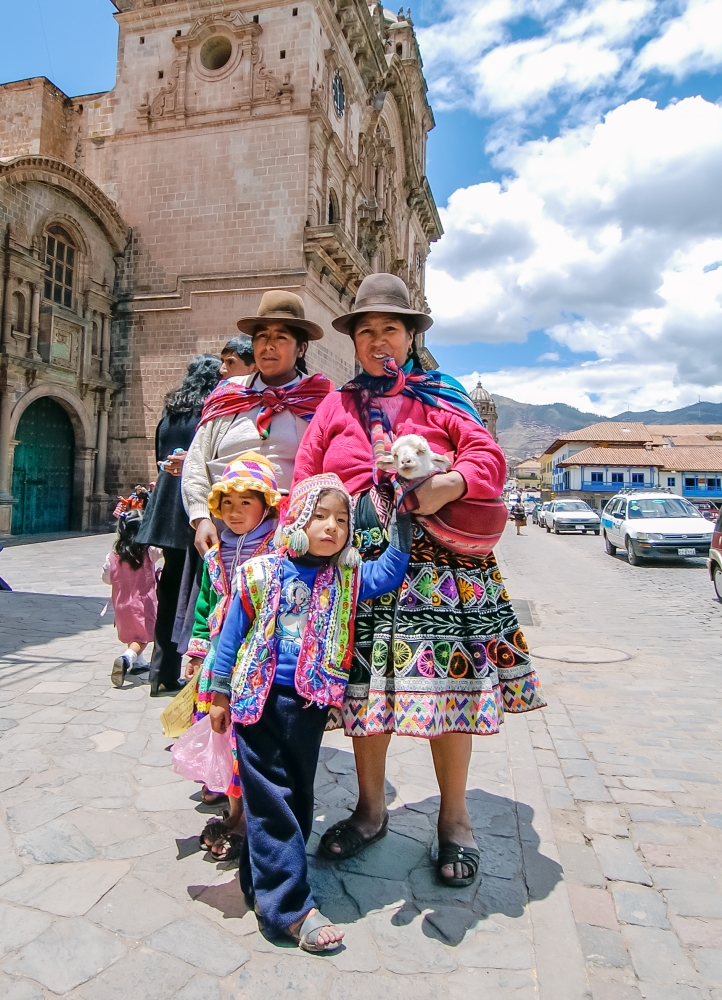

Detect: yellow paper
159,672,199,738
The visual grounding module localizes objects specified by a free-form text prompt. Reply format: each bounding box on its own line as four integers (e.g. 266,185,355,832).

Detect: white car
544,500,601,534
601,491,713,566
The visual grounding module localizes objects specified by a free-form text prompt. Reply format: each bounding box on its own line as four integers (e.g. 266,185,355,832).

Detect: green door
11,398,75,535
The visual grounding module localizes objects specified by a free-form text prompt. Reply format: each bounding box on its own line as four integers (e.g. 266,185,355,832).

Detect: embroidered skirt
331,509,546,738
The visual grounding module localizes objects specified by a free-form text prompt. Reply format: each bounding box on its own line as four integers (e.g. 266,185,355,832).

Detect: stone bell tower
0,0,442,531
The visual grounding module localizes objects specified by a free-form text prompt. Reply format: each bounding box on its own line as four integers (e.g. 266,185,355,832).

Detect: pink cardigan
293,390,506,499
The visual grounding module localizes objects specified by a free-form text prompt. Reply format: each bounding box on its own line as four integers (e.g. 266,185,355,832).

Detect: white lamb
378,433,451,481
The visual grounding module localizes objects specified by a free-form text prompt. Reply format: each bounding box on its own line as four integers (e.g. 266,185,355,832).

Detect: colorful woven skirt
332,507,546,738
193,638,241,797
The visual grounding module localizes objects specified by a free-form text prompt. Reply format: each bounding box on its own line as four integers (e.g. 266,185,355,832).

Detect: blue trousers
234,686,329,936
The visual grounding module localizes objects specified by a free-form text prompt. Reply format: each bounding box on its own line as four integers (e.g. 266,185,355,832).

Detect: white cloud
417,0,652,114
457,360,722,415
427,97,722,394
636,0,722,78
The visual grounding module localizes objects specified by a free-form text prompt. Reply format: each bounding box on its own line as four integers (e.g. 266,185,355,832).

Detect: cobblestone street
0,526,721,999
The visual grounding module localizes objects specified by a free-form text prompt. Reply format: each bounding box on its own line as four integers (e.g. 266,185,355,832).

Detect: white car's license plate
678,547,696,556
575,524,584,529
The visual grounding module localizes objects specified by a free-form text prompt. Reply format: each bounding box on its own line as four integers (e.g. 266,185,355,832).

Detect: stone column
0,384,14,529
100,314,110,376
1,275,13,349
94,397,109,495
27,284,41,359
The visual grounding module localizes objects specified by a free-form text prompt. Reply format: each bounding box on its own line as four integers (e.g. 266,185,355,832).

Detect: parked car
708,509,722,599
691,500,721,523
544,500,601,535
601,491,713,566
532,502,547,525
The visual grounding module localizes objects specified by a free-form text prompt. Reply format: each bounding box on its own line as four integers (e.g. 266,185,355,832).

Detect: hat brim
331,304,433,336
236,314,325,341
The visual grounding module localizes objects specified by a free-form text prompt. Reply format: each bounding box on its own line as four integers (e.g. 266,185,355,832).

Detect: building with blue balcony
555,445,722,511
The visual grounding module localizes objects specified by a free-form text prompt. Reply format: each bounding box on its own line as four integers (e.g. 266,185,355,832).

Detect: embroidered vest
230,554,359,725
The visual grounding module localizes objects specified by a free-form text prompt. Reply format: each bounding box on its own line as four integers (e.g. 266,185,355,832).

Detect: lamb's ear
375,454,395,468
431,454,452,471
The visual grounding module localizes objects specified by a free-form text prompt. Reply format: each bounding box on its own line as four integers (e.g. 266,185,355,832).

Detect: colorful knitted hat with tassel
207,452,282,519
274,473,361,567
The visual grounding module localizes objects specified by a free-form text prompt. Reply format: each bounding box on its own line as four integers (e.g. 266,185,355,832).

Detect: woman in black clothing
137,354,221,696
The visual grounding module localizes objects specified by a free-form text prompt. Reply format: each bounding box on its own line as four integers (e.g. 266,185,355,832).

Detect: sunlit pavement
0,526,720,999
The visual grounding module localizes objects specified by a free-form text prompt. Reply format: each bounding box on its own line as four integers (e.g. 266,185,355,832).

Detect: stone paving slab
3,528,721,998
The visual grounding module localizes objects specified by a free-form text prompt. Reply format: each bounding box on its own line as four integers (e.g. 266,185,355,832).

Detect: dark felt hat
332,273,433,335
237,290,324,341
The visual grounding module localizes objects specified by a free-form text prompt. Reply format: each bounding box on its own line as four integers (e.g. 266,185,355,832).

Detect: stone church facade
0,0,441,536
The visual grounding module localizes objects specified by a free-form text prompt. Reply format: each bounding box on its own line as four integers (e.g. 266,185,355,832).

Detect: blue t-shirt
273,560,317,686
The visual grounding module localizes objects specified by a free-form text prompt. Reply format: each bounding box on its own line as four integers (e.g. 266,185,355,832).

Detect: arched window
328,191,339,225
12,291,26,333
44,225,76,309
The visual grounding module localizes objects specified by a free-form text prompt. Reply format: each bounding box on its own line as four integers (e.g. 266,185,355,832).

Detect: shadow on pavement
0,591,110,658
189,784,563,948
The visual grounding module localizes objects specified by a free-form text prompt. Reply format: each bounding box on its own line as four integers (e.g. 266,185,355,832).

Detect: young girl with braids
102,507,163,688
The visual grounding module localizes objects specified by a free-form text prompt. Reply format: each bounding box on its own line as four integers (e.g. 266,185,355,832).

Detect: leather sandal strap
299,911,332,945
437,843,480,875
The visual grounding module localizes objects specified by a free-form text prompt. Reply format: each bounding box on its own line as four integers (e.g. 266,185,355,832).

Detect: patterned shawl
341,358,483,483
198,373,334,440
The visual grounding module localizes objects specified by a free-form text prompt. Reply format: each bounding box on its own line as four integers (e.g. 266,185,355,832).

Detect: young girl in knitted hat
209,474,412,952
185,452,281,859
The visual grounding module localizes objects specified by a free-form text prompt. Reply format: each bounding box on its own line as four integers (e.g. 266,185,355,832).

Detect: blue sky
4,0,722,414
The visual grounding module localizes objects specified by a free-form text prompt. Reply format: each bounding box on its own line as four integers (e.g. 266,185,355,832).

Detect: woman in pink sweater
293,273,545,888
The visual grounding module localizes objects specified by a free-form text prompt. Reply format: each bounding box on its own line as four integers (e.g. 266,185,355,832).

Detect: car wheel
546,525,551,533
714,565,722,602
604,532,616,555
554,526,560,534
582,530,587,534
626,536,642,566
594,530,600,536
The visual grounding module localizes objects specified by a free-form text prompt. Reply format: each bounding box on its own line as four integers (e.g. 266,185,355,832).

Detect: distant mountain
492,396,722,465
493,395,603,465
607,401,722,424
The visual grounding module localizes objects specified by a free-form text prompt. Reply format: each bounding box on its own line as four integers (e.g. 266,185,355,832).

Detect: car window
553,501,591,511
628,497,702,519
617,501,627,517
604,499,619,515
716,512,722,533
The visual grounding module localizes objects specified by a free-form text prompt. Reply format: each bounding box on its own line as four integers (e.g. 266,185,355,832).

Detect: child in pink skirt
102,509,163,688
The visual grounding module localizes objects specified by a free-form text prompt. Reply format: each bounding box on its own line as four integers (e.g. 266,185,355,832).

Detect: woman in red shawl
181,290,334,555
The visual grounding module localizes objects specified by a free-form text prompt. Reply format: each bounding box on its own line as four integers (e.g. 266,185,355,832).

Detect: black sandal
199,817,227,852
437,842,480,888
209,832,243,862
318,814,389,860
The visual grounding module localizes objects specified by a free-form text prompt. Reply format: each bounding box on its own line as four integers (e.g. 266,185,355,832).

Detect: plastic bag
171,715,234,792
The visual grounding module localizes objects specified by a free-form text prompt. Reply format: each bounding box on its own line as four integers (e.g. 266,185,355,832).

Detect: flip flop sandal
201,786,228,805
436,842,480,888
290,911,343,954
209,832,243,862
317,813,389,861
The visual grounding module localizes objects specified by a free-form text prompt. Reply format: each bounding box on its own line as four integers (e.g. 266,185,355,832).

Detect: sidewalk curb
506,714,592,1000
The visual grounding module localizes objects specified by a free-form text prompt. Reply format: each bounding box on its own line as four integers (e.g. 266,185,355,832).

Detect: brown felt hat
332,273,433,336
237,290,324,341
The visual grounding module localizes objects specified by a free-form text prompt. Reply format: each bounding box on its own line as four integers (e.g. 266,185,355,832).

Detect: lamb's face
391,435,433,479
